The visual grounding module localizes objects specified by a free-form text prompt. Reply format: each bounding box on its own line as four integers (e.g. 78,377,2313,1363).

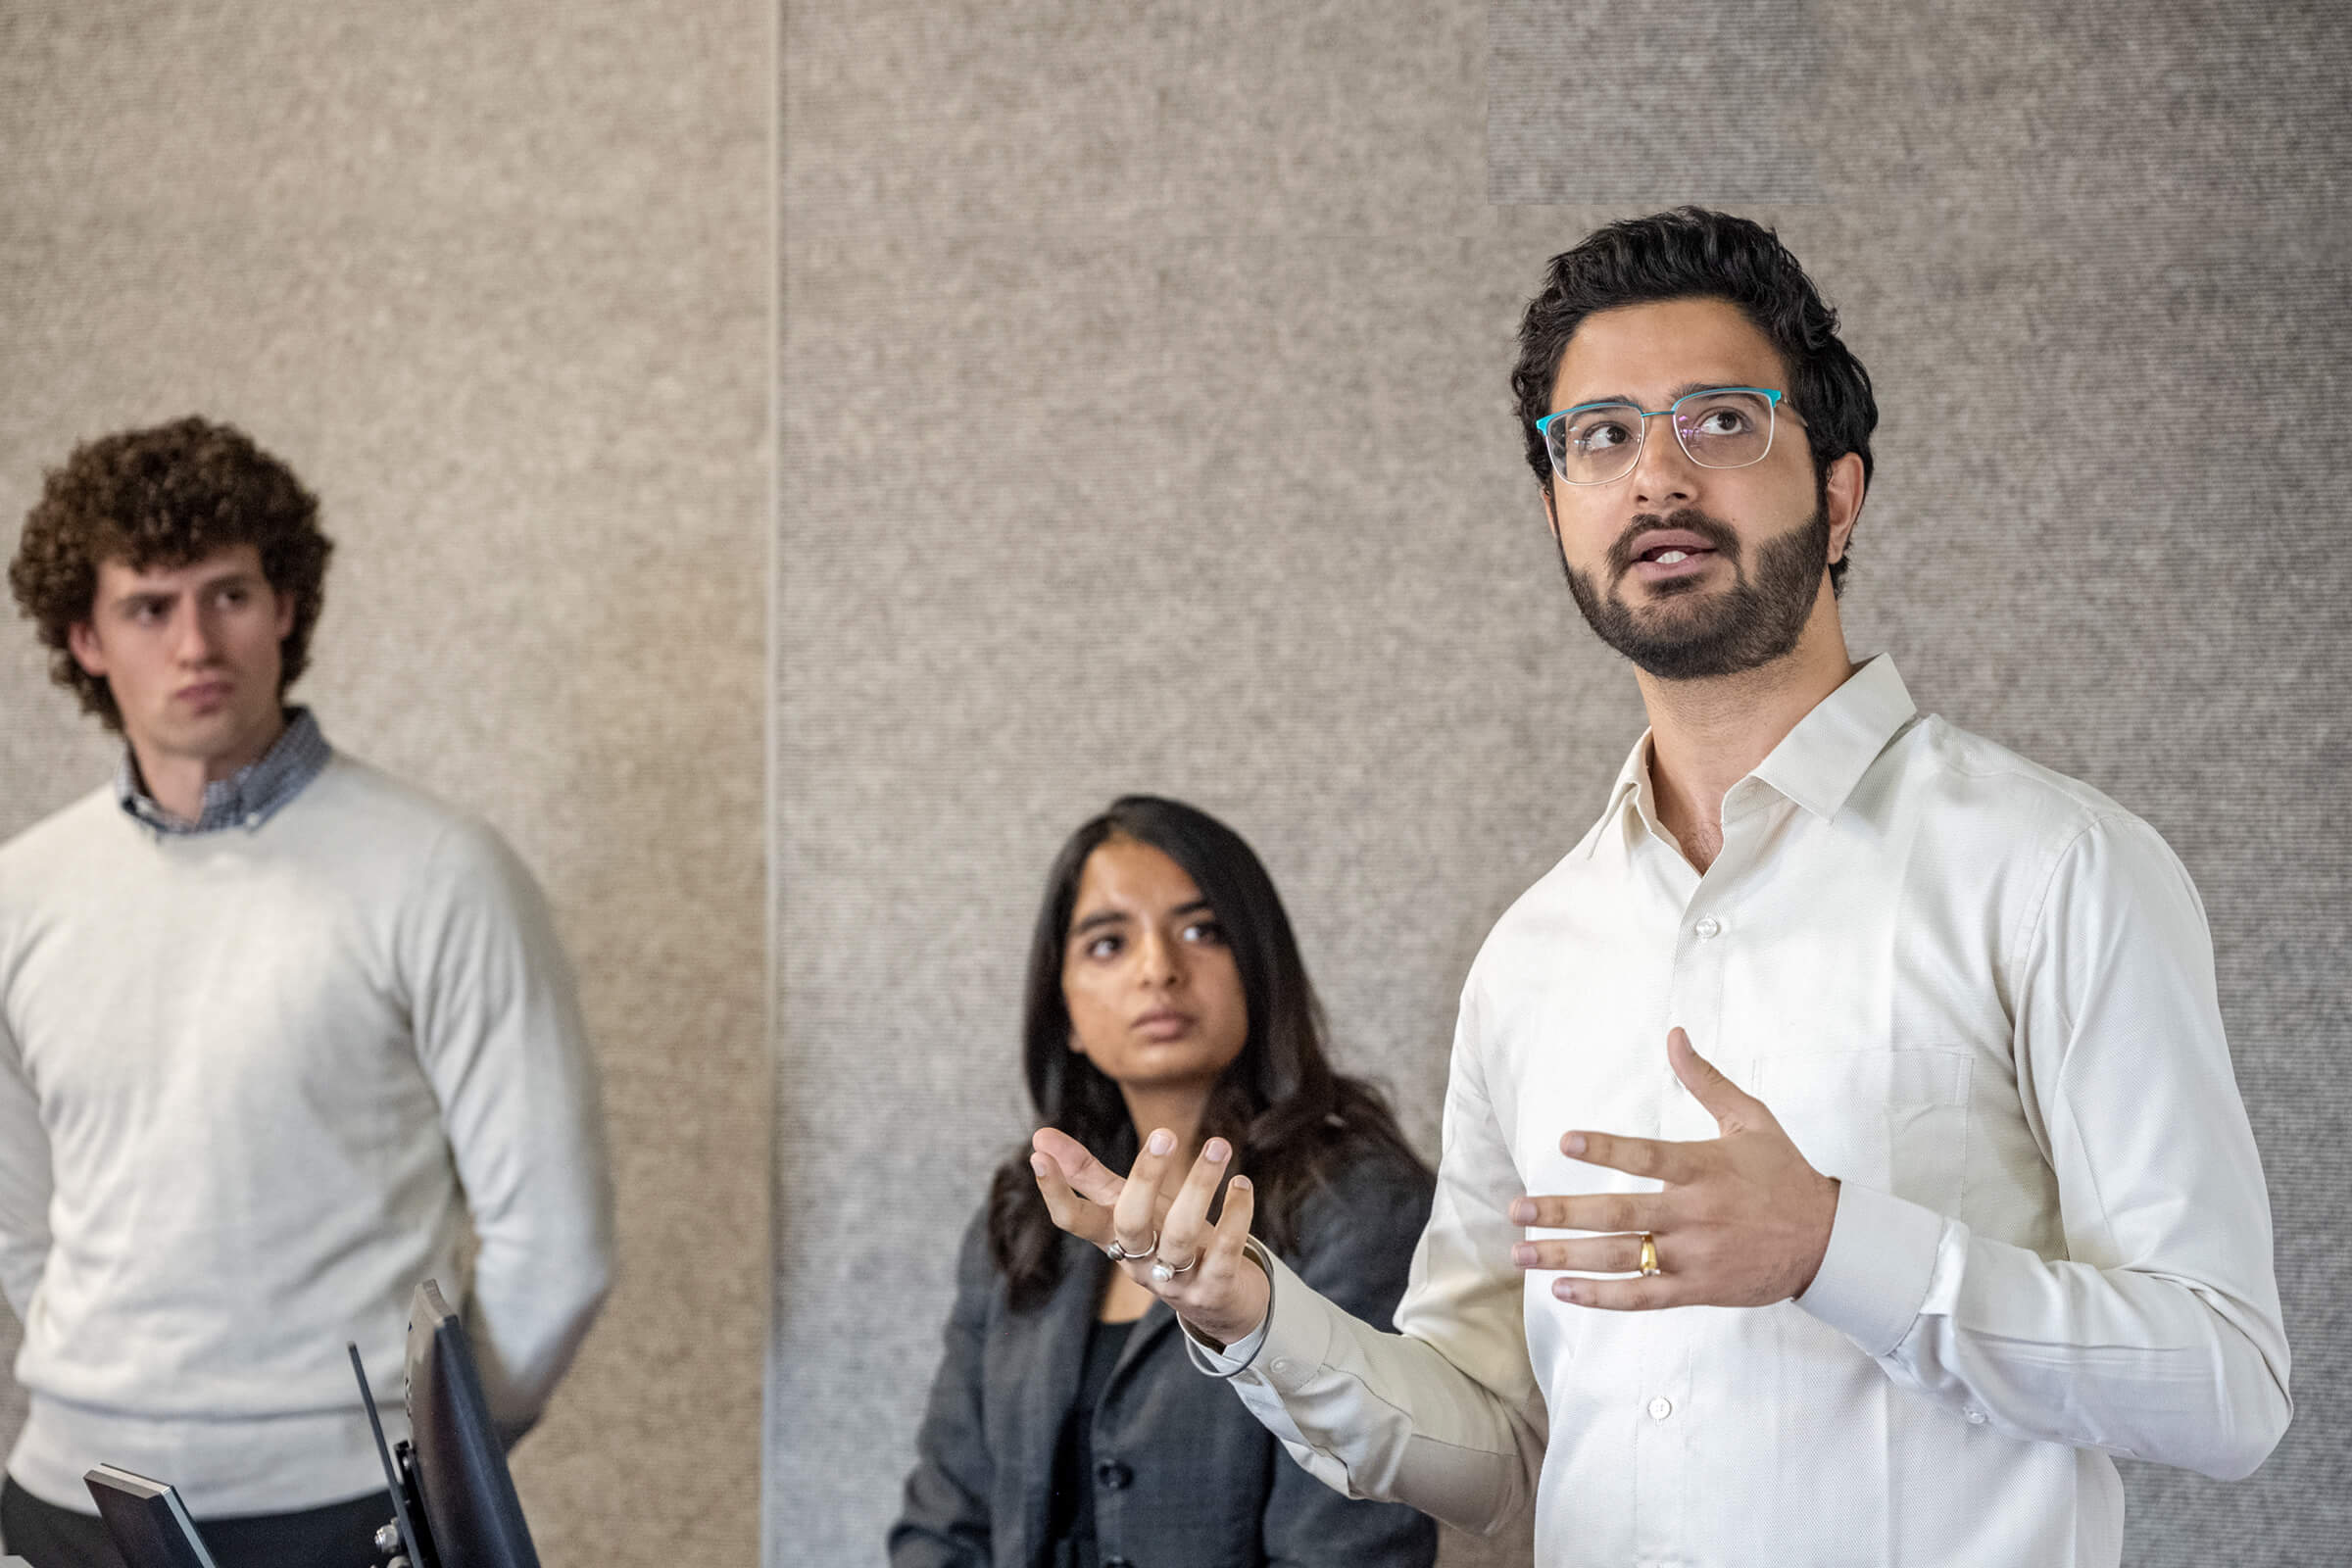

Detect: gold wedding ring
1638,1233,1661,1278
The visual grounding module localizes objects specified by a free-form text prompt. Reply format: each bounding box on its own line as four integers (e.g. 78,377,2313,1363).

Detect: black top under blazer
889,1146,1441,1568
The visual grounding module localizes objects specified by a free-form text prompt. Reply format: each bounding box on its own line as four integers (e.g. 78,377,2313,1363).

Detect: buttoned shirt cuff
1794,1179,1946,1357
1182,1239,1332,1394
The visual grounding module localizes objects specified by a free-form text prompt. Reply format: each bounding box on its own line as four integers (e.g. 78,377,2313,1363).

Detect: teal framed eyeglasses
1537,387,1795,487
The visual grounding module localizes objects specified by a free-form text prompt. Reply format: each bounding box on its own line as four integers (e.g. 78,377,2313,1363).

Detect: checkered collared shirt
114,707,333,835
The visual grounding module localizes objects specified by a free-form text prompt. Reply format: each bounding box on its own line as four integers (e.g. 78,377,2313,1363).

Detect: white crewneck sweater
0,757,612,1515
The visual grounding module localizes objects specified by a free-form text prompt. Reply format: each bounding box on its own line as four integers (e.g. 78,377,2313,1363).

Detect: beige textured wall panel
0,6,768,1564
777,234,1566,1568
786,0,1489,236
779,3,1536,1563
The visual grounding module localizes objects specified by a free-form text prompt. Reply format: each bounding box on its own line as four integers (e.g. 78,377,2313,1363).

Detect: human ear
67,619,108,678
1824,453,1867,563
1540,483,1563,547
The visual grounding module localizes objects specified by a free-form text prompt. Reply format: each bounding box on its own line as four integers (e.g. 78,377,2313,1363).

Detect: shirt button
244,813,262,829
1965,1408,1986,1425
1270,1357,1291,1375
1647,1396,1673,1421
1095,1459,1133,1490
1693,915,1722,939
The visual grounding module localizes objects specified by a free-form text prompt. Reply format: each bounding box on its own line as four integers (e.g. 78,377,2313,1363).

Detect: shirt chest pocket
1754,1046,1972,1213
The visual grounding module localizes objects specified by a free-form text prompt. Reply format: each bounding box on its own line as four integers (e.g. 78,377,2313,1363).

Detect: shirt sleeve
1798,812,2292,1480
1188,984,1548,1535
405,818,616,1441
0,1006,52,1324
1255,1152,1440,1568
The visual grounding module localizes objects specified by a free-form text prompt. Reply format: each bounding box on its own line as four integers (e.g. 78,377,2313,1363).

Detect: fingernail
1030,1153,1050,1175
1511,1243,1536,1267
1564,1133,1587,1156
1204,1138,1230,1163
1556,1281,1583,1304
1230,1175,1251,1192
1508,1199,1536,1225
1148,1129,1174,1155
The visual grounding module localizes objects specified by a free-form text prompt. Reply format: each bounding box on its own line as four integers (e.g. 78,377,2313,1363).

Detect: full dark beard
1561,504,1831,681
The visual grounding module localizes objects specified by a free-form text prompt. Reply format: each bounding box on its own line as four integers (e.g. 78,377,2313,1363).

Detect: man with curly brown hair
0,417,614,1568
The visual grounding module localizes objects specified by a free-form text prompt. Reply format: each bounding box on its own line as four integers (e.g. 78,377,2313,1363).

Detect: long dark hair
987,795,1428,1311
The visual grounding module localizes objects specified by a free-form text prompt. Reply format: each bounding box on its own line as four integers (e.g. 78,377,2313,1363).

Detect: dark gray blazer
889,1147,1439,1568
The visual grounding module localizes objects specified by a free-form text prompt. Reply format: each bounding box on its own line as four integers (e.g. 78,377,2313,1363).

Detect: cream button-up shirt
1194,656,2289,1567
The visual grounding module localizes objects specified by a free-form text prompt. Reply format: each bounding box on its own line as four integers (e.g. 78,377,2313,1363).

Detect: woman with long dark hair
890,796,1437,1568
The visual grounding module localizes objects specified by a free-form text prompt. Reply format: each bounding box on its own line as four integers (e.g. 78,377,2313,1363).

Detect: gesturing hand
1509,1028,1840,1310
1031,1125,1271,1348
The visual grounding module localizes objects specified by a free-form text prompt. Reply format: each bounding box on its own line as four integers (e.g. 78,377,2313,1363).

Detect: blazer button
1095,1459,1134,1491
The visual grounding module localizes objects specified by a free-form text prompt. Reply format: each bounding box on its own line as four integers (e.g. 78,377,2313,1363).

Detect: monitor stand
349,1343,438,1568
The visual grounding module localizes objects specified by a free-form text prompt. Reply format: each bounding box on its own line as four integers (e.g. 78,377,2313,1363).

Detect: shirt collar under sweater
113,707,332,836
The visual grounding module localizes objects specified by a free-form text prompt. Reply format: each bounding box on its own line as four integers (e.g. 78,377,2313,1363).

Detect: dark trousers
1,1475,387,1568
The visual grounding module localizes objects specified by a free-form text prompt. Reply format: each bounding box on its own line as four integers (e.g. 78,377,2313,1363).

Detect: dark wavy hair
1510,207,1878,595
9,416,333,731
988,796,1429,1311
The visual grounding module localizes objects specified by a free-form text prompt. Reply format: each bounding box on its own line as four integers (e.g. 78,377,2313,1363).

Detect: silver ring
1103,1231,1158,1263
1149,1252,1199,1285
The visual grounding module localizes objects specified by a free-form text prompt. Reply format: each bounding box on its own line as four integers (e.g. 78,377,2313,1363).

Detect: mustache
1606,509,1743,577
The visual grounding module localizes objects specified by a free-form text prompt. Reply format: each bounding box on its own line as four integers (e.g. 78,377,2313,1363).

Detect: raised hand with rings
1033,1121,1269,1347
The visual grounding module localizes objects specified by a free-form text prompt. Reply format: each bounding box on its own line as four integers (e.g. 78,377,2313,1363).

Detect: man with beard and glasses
1024,208,2289,1566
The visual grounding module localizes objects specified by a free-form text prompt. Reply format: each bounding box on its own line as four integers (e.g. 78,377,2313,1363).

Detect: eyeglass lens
1546,390,1777,485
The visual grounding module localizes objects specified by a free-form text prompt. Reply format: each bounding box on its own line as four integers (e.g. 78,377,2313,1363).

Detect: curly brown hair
9,416,333,731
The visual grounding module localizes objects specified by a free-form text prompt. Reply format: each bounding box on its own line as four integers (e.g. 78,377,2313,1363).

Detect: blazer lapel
1103,1297,1180,1398
1010,1234,1102,1559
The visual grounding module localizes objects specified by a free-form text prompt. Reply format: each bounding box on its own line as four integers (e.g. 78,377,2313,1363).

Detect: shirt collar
1748,654,1918,820
115,707,334,836
1581,655,1918,857
1588,736,1657,860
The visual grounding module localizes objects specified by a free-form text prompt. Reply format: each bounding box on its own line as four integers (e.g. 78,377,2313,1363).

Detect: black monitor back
405,1280,541,1568
82,1465,219,1568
